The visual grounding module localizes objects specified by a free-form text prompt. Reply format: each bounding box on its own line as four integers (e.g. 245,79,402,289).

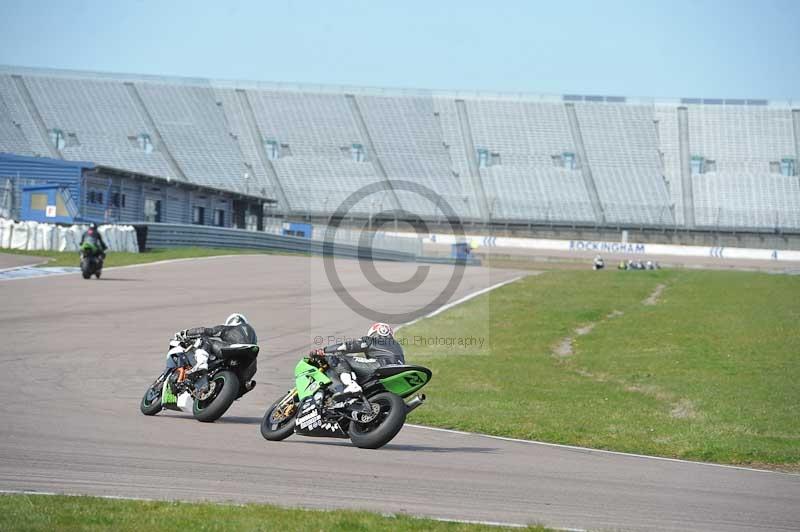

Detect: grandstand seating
574,103,672,225
23,75,175,177
0,67,797,232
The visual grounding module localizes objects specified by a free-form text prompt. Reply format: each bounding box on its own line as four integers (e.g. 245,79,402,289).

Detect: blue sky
1,0,798,99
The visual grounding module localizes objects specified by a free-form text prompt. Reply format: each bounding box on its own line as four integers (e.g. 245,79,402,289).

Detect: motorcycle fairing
293,396,348,438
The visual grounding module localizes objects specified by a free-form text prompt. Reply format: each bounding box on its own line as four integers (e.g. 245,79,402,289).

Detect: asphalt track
0,254,798,531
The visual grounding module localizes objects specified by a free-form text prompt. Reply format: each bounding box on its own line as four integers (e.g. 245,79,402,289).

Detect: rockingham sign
418,232,800,263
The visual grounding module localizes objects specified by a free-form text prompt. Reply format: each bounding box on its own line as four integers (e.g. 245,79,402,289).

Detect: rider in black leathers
310,322,404,400
80,223,108,259
168,313,257,374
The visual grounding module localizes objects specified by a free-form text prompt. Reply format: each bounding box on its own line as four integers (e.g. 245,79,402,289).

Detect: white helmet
225,313,249,326
367,322,393,338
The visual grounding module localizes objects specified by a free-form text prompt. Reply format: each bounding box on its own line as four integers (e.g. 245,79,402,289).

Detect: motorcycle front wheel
140,378,164,416
348,392,406,449
192,370,239,422
260,391,298,441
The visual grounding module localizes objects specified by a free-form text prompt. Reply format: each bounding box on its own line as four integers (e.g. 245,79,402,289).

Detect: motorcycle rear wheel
348,392,406,449
193,370,239,422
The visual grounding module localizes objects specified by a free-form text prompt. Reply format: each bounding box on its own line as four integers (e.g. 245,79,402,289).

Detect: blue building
0,153,273,229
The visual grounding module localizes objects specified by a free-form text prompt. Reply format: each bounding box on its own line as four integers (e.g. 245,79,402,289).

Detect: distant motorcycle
261,346,431,449
79,242,103,279
140,338,259,422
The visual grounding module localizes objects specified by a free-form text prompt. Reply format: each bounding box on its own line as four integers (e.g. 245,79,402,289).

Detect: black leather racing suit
183,323,258,358
167,322,257,370
324,335,405,385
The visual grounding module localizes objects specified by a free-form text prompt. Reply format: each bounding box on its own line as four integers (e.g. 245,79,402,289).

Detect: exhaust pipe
240,380,257,396
405,394,426,413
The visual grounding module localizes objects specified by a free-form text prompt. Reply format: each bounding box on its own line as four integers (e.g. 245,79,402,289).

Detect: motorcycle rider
80,223,108,259
167,313,257,377
309,322,404,401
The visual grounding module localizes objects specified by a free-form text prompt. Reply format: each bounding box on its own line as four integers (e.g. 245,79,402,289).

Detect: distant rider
309,322,404,401
592,255,605,270
80,223,108,259
168,313,257,376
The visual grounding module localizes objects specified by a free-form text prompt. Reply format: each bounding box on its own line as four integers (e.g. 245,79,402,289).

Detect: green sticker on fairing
380,371,429,398
161,380,177,405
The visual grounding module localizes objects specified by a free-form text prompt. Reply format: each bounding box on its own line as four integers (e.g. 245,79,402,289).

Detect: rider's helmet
88,222,98,234
367,322,394,338
225,313,249,326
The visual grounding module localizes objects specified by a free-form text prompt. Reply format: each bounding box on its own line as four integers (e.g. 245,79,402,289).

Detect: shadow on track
291,439,498,454
215,416,263,425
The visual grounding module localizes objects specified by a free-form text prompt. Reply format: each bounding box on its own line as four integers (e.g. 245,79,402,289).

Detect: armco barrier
137,223,418,262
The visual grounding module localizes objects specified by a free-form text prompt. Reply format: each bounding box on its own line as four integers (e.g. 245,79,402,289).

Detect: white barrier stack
0,218,139,253
0,218,11,248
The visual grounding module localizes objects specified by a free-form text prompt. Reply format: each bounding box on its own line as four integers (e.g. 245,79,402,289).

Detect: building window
264,139,280,160
138,133,154,154
351,143,365,162
144,198,162,222
690,156,705,176
477,148,489,169
780,158,796,176
490,152,501,166
705,160,717,173
562,152,576,170
214,209,225,227
86,190,105,205
29,193,48,211
192,206,205,225
49,129,65,150
112,192,127,208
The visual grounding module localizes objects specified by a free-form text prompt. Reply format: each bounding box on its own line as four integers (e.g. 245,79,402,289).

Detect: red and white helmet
367,322,393,338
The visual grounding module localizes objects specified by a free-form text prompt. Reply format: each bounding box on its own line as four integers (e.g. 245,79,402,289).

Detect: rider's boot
331,372,362,401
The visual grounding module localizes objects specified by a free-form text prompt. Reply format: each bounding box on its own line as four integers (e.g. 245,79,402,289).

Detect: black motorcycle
80,242,103,279
140,339,259,422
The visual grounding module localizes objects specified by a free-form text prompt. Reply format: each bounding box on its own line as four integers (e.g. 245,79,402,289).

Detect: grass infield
0,494,549,531
0,247,283,268
399,269,800,469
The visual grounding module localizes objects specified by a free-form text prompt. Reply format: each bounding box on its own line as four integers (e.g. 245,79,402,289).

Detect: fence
137,223,421,262
261,217,424,256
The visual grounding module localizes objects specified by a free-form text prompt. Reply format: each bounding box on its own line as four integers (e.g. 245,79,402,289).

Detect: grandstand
1,65,798,234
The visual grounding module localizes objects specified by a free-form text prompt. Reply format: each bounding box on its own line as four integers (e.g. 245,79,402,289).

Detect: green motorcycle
260,352,431,449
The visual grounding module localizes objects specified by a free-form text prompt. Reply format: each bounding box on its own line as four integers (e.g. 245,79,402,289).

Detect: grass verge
0,494,548,531
0,247,281,268
398,269,800,469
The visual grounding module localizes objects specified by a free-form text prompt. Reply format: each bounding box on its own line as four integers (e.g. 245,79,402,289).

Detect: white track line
406,424,797,476
396,275,524,331
0,260,48,273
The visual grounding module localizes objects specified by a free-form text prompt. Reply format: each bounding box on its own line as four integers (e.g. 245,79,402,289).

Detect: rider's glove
307,349,325,365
